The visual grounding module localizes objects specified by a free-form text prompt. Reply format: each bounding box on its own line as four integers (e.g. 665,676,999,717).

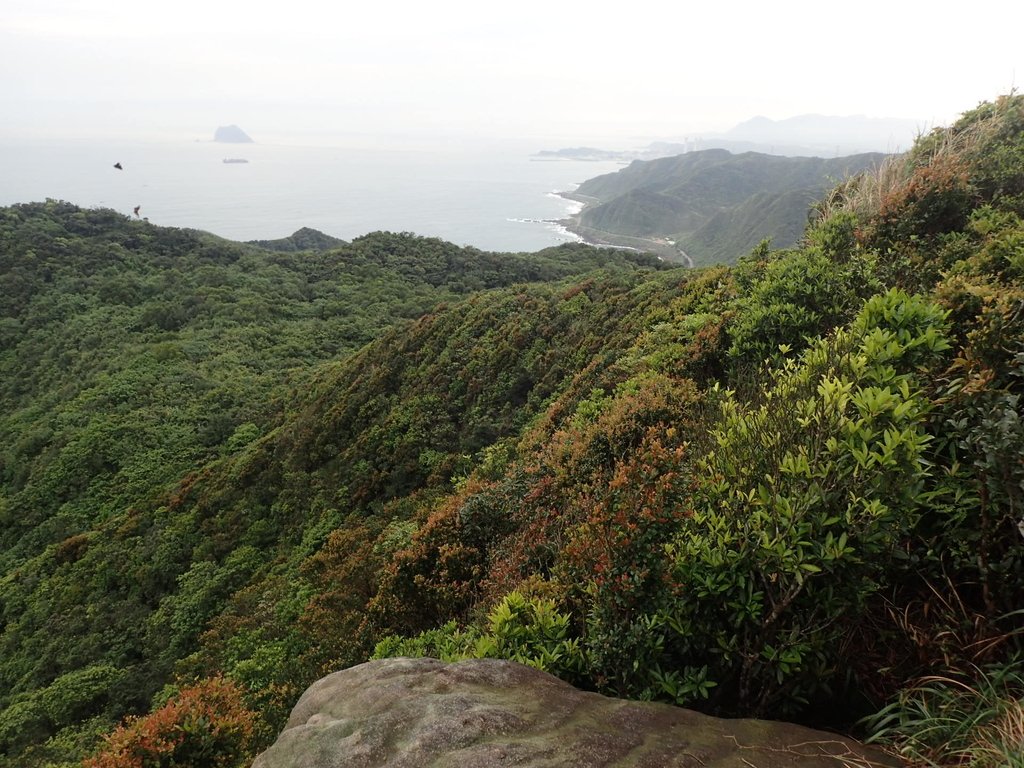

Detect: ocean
0,137,626,252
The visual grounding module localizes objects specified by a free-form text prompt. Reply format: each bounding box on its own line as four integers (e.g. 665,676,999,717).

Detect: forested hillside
0,210,662,766
2,95,1024,768
568,148,884,265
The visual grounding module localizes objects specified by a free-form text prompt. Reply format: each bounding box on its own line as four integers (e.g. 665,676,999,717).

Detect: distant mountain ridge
721,113,923,154
537,113,922,162
564,149,885,264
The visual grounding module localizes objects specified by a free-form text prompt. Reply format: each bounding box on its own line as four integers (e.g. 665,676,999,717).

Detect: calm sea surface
0,138,625,252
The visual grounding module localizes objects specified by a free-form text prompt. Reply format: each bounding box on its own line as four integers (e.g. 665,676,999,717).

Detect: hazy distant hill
569,149,884,264
683,187,820,264
719,113,922,155
539,112,924,162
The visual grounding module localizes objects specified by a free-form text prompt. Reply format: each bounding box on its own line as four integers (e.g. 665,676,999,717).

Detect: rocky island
214,124,254,143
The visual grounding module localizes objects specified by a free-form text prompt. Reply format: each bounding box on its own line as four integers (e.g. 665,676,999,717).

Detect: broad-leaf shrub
727,235,880,371
647,290,950,715
373,591,586,681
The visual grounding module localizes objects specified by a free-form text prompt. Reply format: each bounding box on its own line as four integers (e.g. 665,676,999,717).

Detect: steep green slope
0,202,660,562
5,95,1024,768
363,96,1024,745
571,149,884,262
264,96,1020,756
0,205,667,766
681,187,820,265
0,269,681,767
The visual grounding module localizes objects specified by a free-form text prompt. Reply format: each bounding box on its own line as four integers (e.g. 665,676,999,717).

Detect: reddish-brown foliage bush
83,676,256,768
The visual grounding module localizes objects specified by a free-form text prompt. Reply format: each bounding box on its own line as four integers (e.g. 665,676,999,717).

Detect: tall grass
865,659,1024,767
812,93,1018,228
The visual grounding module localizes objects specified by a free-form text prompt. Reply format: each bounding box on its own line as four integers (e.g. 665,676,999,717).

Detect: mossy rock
252,658,895,767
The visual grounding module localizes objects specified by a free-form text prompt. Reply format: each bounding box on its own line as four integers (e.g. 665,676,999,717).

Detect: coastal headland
556,190,694,266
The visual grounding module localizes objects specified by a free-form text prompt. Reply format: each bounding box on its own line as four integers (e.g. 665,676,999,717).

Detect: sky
1,0,1022,147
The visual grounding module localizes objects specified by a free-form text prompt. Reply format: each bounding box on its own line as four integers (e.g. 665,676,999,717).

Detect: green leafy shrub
371,620,481,662
472,591,586,679
0,697,48,757
727,242,880,371
38,665,124,730
373,591,586,681
646,290,950,715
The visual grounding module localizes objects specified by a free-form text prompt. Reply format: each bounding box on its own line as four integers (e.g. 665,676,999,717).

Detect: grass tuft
866,659,1024,767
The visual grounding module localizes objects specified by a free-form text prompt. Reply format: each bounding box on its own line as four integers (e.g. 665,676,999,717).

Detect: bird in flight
114,162,123,170
133,206,141,217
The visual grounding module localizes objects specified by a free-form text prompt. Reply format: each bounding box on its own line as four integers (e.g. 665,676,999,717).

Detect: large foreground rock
252,658,893,768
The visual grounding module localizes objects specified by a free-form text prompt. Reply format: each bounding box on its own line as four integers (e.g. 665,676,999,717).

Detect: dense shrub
726,237,880,370
634,290,950,714
82,676,256,768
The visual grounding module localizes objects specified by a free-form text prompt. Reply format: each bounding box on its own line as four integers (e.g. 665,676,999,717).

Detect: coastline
555,191,694,266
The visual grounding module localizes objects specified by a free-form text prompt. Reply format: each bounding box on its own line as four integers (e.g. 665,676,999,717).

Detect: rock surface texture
252,658,893,768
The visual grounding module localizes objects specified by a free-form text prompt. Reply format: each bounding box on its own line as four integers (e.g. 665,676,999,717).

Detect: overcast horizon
2,0,1022,148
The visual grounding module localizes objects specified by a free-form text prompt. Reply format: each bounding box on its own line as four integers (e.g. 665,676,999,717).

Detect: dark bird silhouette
113,162,123,170
133,205,141,218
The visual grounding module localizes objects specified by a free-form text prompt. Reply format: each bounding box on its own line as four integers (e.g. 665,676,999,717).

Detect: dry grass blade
972,699,1024,765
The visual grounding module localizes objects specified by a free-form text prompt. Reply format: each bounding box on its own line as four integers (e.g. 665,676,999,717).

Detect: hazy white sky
2,0,1021,145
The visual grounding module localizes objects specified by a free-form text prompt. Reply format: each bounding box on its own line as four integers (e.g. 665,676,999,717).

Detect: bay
0,138,626,252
